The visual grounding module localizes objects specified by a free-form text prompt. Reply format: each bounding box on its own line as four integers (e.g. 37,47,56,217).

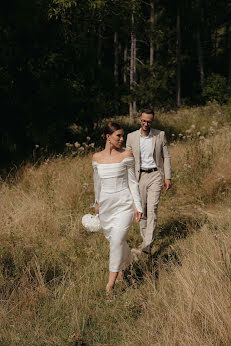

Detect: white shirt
140,129,157,170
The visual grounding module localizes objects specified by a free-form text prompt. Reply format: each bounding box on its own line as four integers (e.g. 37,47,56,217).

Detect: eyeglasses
141,119,152,124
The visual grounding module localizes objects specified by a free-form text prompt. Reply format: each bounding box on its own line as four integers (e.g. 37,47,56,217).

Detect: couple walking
92,109,172,297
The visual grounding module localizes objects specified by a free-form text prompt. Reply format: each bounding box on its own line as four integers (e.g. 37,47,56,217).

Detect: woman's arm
92,163,101,214
127,158,143,214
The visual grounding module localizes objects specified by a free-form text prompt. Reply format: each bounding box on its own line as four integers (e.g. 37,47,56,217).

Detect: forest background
1,1,231,344
1,0,231,170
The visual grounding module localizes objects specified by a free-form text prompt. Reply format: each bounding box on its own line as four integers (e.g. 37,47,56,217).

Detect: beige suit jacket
126,128,172,181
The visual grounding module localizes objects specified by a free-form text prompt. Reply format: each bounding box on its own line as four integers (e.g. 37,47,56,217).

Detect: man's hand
164,179,172,191
135,209,142,222
95,202,99,215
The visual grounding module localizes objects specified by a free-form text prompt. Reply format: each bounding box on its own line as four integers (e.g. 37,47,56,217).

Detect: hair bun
102,122,122,141
101,133,106,141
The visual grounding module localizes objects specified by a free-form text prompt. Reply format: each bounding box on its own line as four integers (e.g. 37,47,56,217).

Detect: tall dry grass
0,103,230,345
121,214,231,346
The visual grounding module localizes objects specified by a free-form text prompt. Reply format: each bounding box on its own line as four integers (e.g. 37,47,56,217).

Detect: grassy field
0,102,231,345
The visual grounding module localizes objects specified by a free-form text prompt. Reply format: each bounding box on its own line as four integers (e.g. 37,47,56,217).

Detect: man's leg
138,172,148,249
143,173,162,252
139,171,162,254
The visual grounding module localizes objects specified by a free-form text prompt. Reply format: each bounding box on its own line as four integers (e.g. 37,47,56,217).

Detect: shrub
202,73,229,104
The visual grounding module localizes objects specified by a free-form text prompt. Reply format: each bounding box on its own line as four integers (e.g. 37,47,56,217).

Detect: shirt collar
139,128,153,138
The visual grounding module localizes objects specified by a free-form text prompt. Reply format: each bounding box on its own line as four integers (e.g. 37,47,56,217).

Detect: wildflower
216,174,224,181
178,133,183,137
171,134,175,137
89,143,95,148
197,131,201,136
186,135,191,138
79,147,84,152
191,124,195,129
185,129,191,134
183,136,186,139
65,143,71,147
202,126,206,130
201,268,207,275
86,136,91,141
199,136,205,140
35,144,39,148
74,142,80,148
69,123,78,133
212,121,218,127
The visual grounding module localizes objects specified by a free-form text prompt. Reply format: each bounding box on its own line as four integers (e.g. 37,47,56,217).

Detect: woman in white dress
92,122,142,297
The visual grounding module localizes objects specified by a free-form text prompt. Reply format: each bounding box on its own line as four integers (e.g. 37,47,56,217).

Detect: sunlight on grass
0,103,231,345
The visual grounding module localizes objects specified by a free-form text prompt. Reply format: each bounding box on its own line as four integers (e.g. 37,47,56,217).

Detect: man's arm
162,132,172,190
126,133,133,152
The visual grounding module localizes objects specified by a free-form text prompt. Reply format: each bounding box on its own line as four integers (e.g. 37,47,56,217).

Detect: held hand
95,202,99,215
164,179,172,191
135,209,142,223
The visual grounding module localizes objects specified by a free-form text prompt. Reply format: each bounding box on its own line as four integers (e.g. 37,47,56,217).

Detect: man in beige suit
126,109,172,255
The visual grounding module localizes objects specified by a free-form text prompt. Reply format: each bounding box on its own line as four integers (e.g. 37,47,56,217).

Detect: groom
126,109,172,255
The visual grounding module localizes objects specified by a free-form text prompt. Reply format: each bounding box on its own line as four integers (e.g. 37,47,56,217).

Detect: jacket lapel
152,128,156,154
135,130,140,164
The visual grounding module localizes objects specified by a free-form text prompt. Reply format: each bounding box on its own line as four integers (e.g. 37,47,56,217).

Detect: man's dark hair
142,109,155,116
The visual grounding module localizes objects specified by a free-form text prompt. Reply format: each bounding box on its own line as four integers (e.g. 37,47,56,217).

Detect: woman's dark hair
101,122,122,141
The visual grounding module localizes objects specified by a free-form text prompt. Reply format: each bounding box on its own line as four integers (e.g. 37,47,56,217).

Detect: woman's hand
135,209,142,222
95,202,99,215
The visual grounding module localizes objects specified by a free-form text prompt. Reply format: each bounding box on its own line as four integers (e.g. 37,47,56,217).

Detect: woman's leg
117,271,123,280
107,272,118,291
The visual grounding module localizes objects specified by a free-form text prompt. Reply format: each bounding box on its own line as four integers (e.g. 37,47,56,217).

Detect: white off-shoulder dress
92,157,142,272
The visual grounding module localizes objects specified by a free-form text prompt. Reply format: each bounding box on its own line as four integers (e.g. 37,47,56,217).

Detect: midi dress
92,157,142,272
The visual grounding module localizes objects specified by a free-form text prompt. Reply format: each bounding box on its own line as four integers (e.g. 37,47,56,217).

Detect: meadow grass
0,102,231,345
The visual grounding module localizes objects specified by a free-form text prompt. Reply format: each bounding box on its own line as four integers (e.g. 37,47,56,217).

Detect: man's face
140,113,154,132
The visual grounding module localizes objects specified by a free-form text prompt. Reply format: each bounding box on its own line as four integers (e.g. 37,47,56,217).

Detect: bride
92,122,142,298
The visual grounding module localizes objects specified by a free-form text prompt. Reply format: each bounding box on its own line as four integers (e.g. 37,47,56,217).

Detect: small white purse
82,214,101,232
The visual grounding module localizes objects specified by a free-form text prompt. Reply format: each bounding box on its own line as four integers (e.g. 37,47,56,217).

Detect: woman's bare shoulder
122,149,134,158
92,151,104,162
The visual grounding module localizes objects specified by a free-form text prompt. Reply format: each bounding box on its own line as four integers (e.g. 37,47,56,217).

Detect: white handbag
82,214,101,232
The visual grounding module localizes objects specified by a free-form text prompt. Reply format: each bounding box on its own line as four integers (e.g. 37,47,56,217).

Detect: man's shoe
141,246,152,255
131,248,142,261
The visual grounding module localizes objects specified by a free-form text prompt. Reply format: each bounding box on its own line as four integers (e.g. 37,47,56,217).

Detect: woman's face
108,129,124,148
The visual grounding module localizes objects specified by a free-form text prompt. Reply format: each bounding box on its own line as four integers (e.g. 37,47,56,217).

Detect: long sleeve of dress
92,163,101,204
127,159,143,213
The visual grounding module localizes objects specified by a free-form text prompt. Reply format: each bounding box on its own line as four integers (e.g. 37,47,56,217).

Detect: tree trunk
195,0,204,87
129,13,135,119
176,6,181,107
114,32,119,87
123,44,128,84
114,31,119,114
133,34,137,115
98,26,102,66
150,0,154,66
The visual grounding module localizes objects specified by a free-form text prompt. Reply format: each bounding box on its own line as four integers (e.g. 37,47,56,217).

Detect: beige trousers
138,170,163,253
